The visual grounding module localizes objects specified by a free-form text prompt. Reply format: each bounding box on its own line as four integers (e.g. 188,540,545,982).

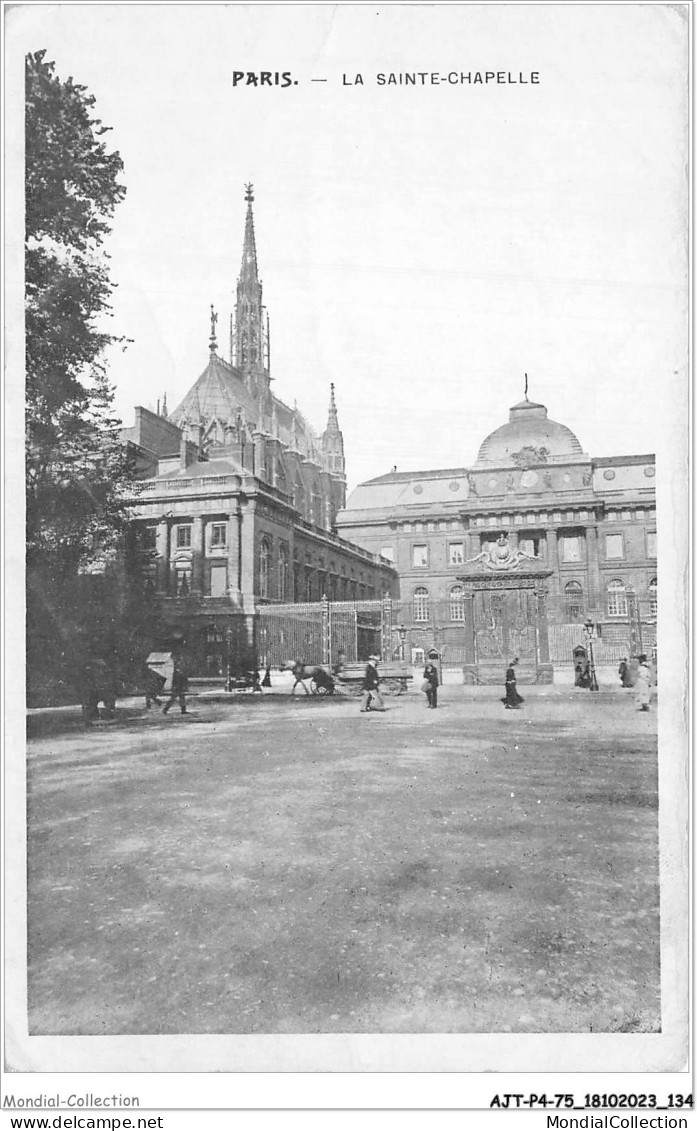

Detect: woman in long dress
635,654,652,711
502,657,524,710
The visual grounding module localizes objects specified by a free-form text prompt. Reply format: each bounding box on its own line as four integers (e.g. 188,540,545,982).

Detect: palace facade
121,187,398,677
335,396,656,680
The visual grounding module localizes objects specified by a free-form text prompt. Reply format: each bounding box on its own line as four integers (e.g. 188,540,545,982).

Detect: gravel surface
27,685,660,1034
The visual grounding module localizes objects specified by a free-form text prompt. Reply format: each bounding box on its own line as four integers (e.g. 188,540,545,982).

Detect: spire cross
209,304,218,352
244,182,254,203
524,372,529,400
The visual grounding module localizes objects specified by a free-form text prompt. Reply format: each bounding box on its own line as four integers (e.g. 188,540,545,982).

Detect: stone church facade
335,396,656,681
121,187,398,676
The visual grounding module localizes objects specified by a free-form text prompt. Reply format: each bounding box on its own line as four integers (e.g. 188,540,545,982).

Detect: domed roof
475,399,584,464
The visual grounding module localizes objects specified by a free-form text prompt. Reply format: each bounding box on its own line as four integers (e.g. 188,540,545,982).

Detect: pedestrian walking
502,657,524,710
163,657,188,715
261,666,272,688
635,654,652,711
618,657,632,688
359,655,385,712
422,661,439,709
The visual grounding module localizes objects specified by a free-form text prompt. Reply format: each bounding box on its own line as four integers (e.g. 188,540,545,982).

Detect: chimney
180,434,198,470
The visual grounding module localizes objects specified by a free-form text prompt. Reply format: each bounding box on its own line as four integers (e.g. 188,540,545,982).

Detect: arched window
311,484,322,525
294,479,305,516
259,538,271,599
649,578,657,618
564,580,583,621
450,585,465,622
607,579,627,617
413,587,429,622
278,543,289,601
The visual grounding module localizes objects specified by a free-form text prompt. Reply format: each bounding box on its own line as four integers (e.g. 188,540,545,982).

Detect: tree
25,51,138,703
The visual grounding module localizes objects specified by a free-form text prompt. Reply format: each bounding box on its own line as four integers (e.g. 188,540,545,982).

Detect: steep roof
168,354,257,425
343,470,472,513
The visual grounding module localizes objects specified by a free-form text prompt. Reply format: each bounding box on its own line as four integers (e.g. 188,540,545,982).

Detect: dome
475,399,584,465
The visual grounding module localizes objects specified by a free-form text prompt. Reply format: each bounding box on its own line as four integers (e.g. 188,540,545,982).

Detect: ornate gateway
457,535,554,684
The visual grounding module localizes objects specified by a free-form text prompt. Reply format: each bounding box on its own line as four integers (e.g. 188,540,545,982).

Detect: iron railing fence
382,595,657,667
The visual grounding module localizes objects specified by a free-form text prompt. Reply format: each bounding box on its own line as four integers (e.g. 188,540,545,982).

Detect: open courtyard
26,684,659,1035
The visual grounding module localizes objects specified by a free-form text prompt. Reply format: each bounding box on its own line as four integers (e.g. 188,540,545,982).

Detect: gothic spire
240,183,259,287
320,382,346,486
326,382,340,432
233,184,270,392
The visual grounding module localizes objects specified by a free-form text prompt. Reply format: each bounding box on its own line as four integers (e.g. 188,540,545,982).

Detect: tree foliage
26,49,131,573
25,51,145,702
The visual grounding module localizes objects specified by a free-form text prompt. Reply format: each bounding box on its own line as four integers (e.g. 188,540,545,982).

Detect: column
585,525,602,618
191,516,204,593
507,531,518,551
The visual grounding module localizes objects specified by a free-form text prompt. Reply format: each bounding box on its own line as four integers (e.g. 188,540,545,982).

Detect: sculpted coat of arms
471,534,538,572
510,445,550,467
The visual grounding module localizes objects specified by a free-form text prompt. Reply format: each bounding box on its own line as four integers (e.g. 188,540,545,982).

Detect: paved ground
26,684,659,1035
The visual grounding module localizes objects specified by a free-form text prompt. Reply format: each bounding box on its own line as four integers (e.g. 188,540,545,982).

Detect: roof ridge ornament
209,304,218,354
524,372,529,401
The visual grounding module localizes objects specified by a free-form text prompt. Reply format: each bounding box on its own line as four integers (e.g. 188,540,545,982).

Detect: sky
9,3,688,493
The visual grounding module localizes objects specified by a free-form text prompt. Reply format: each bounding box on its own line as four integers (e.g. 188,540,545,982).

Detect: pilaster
191,517,204,593
156,521,170,593
227,513,242,603
585,524,602,617
545,528,560,600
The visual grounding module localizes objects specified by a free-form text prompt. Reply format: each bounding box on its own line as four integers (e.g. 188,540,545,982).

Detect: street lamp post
583,617,599,692
226,625,233,693
397,623,407,693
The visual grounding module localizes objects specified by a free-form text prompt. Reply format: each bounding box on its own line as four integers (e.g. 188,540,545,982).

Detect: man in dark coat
163,657,188,715
502,657,524,710
360,655,385,712
423,661,439,708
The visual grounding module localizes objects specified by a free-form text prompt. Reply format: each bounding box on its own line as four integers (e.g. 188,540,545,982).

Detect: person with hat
618,657,632,688
422,660,439,709
359,655,385,713
635,654,652,711
502,657,524,710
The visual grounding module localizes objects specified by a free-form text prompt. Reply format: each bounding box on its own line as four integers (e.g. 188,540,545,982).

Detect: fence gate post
321,594,331,665
626,585,642,657
381,594,392,661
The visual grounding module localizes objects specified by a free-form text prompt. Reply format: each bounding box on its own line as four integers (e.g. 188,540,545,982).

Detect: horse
281,660,335,696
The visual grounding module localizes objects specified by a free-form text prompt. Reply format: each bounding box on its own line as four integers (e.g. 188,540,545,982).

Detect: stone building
121,187,398,677
335,395,656,681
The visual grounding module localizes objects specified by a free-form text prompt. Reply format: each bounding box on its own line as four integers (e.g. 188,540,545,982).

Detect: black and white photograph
3,0,691,1117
